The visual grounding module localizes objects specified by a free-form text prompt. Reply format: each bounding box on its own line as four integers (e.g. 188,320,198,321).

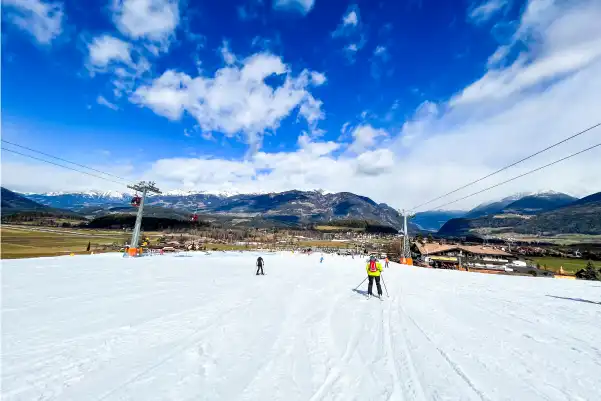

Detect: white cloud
332,5,365,62
150,157,256,190
298,95,324,127
88,35,133,68
97,95,119,110
297,134,340,156
332,5,361,38
131,70,190,120
220,40,237,65
342,37,366,63
112,0,180,47
132,52,325,151
374,46,387,56
468,0,509,24
487,44,510,67
310,71,327,86
273,0,315,15
340,122,351,135
343,10,358,26
84,1,178,103
348,124,388,154
346,43,359,53
454,0,601,106
371,45,391,79
201,131,215,141
3,0,64,45
85,34,152,100
355,149,395,176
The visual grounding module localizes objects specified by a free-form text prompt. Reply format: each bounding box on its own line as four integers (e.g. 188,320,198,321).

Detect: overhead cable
2,147,130,187
1,139,130,183
410,122,601,211
428,142,601,211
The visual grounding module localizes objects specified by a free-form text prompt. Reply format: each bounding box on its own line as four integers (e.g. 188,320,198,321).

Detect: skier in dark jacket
256,256,265,275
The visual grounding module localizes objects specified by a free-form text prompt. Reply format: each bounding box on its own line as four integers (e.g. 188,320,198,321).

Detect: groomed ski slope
2,252,600,401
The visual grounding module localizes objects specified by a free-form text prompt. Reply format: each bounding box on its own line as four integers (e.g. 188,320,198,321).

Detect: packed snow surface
2,252,600,401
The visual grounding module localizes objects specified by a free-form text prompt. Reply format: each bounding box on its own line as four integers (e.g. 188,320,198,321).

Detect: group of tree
1,211,86,226
314,219,398,234
414,233,435,243
575,261,601,281
88,215,210,231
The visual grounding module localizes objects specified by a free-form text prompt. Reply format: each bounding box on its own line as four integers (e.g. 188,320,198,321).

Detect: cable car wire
428,142,601,211
410,122,601,211
1,139,130,183
2,148,131,188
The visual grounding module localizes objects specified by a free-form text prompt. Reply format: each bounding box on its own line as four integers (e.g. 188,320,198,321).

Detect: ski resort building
412,243,513,270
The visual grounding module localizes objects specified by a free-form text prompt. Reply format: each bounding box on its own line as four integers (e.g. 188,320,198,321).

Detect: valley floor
2,252,600,400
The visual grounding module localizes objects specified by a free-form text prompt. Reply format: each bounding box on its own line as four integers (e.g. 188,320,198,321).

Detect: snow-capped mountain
465,193,532,218
39,190,132,199
24,191,134,210
159,189,259,197
464,191,576,218
19,189,406,230
502,192,577,215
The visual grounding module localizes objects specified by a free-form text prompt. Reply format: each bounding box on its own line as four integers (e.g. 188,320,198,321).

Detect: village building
412,243,513,270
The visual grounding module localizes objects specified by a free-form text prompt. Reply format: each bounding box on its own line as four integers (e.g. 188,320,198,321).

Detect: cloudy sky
1,0,600,211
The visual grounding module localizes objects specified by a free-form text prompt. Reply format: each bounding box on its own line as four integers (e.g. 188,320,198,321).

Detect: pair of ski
366,294,384,301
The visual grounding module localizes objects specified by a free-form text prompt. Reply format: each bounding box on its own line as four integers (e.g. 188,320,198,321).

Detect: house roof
415,243,511,257
460,245,511,257
415,243,458,255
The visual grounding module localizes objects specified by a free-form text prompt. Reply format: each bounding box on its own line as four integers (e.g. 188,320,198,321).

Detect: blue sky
2,0,600,209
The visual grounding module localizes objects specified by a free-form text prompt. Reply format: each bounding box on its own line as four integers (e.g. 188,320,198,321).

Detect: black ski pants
368,276,382,296
256,265,264,275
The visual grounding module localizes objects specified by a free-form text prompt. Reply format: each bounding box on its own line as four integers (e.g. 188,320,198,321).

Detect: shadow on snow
352,288,369,296
546,295,600,305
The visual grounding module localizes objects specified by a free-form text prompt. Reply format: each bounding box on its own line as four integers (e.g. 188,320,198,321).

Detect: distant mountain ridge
1,188,81,218
464,191,577,218
438,191,601,236
20,189,408,231
13,188,596,234
2,187,51,213
465,193,530,218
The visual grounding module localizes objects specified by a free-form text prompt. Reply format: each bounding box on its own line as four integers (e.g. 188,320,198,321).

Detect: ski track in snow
2,252,600,401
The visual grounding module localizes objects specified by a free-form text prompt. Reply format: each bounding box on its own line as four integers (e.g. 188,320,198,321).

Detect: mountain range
2,187,52,214
412,191,579,231
5,187,599,235
1,188,81,218
438,191,601,236
465,191,578,218
10,188,410,231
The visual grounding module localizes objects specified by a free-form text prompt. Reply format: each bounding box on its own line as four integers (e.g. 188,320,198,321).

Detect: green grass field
0,226,132,259
0,226,294,258
495,233,601,245
528,257,592,275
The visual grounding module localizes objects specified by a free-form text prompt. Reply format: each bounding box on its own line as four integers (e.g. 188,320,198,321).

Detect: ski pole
381,274,389,297
354,277,367,290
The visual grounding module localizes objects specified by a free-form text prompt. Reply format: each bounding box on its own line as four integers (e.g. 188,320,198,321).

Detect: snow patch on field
2,252,600,400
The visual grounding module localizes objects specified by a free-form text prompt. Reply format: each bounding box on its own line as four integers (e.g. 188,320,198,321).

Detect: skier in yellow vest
366,256,383,299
